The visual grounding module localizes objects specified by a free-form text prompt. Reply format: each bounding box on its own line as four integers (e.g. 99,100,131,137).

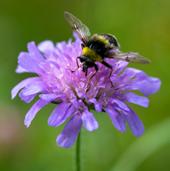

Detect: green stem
76,131,81,171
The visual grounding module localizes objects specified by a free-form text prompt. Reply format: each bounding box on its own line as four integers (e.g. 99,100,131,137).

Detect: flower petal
57,115,82,148
24,99,49,128
125,92,149,107
112,99,130,112
39,93,58,101
105,107,126,132
38,41,55,53
21,80,45,96
134,77,161,96
18,52,41,73
82,110,99,131
114,61,128,75
123,68,161,96
125,109,144,136
19,91,36,103
48,103,74,127
11,77,40,99
89,98,102,112
16,65,28,73
27,42,45,62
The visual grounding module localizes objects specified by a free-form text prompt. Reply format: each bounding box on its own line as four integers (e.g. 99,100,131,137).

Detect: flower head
12,35,161,148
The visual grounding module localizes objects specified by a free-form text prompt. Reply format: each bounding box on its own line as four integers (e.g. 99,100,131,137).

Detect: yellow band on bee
95,35,109,45
82,47,102,62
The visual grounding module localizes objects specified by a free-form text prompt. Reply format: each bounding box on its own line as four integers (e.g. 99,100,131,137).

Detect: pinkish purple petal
123,68,161,96
18,52,42,73
21,80,45,96
16,65,28,73
125,109,144,136
39,93,58,101
107,60,128,75
27,42,45,62
19,91,36,103
105,107,126,132
11,77,40,99
133,77,161,96
125,92,149,107
48,103,75,127
24,99,49,128
112,99,130,112
57,115,82,148
89,98,102,112
82,110,99,131
38,41,55,53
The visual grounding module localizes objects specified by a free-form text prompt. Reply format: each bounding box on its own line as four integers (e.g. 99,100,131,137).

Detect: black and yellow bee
64,11,150,75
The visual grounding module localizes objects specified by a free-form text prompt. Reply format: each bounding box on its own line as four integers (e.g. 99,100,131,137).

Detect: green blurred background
0,0,169,171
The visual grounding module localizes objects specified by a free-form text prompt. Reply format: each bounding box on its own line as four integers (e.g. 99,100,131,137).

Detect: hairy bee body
82,46,102,62
79,34,119,73
82,34,109,62
82,34,118,60
64,11,150,75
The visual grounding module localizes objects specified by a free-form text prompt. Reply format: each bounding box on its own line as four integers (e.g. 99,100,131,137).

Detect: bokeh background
0,0,169,171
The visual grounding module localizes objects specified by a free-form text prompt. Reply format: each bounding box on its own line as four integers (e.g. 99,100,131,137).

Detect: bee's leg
92,63,98,77
76,57,81,68
85,63,98,93
70,57,80,73
102,61,112,69
94,63,99,72
102,61,114,87
83,64,88,76
71,56,84,72
82,58,94,76
85,70,88,76
88,63,98,81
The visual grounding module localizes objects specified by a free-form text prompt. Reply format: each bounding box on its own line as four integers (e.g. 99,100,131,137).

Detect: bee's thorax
82,47,102,62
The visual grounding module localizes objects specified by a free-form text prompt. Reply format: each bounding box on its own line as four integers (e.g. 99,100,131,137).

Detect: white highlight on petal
82,109,99,131
125,92,149,108
38,41,55,53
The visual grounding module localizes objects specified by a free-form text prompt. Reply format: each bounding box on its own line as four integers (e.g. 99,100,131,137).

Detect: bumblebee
64,11,150,75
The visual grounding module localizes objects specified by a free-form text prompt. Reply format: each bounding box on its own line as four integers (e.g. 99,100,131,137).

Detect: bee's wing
113,52,151,64
64,11,91,44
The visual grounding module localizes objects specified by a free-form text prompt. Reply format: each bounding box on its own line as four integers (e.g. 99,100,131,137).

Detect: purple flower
11,36,161,148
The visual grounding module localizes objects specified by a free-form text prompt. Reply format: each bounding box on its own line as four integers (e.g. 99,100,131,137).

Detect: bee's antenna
70,57,81,73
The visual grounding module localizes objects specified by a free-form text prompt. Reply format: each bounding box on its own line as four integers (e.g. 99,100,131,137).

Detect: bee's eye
81,43,85,48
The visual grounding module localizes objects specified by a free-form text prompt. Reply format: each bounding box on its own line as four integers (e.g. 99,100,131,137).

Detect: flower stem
76,131,81,171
